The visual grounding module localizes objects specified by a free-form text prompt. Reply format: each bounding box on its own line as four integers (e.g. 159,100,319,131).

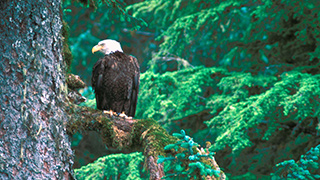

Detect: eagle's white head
92,39,123,55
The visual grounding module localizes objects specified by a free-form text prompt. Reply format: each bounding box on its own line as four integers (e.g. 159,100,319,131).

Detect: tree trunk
0,0,74,179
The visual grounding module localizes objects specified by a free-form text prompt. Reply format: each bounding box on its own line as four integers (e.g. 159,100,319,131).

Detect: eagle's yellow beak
92,45,103,54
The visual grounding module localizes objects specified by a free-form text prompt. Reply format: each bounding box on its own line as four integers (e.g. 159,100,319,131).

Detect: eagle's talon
119,112,128,119
104,110,115,118
103,110,110,115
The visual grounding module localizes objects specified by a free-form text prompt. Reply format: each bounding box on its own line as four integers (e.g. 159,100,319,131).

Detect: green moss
67,104,176,153
66,105,101,134
99,117,115,147
62,20,73,72
132,119,177,157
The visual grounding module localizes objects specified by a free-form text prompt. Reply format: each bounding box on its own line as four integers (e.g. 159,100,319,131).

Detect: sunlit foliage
74,152,149,179
158,130,221,179
136,66,320,175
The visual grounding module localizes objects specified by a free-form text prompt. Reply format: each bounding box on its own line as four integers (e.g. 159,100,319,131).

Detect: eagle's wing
92,59,103,89
128,56,140,117
92,58,105,110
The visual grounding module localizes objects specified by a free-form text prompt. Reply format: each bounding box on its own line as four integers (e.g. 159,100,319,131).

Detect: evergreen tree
129,0,320,73
127,0,320,177
0,0,74,178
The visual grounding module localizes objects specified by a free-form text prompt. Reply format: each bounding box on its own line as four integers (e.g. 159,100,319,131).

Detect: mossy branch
66,104,171,179
66,103,225,179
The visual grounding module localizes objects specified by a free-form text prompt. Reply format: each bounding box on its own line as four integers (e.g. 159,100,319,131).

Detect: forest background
63,0,320,179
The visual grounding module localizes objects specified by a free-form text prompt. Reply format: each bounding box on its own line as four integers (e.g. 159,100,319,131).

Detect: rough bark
0,0,73,179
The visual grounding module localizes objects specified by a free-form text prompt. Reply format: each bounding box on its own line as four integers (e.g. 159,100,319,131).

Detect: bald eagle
91,39,140,117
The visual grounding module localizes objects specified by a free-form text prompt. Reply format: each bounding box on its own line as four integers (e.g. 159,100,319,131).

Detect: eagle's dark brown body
92,51,140,117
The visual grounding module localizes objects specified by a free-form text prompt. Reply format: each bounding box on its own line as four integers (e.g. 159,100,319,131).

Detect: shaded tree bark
0,0,74,179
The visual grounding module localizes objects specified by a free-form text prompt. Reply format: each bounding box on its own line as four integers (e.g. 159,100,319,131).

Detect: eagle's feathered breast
92,51,140,117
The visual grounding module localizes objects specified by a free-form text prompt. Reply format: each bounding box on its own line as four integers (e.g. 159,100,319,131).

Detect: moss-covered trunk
0,0,74,179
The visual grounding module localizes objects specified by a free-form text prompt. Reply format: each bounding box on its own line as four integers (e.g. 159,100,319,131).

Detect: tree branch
66,104,173,179
66,75,225,179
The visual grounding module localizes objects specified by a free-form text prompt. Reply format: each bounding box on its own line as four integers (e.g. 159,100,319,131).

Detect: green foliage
252,0,320,68
136,66,228,125
227,172,270,180
136,66,278,139
74,152,149,180
62,20,73,71
158,130,220,179
206,71,320,174
134,66,320,176
127,0,257,68
63,0,127,12
78,86,96,109
207,71,320,153
271,144,320,180
128,0,320,72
